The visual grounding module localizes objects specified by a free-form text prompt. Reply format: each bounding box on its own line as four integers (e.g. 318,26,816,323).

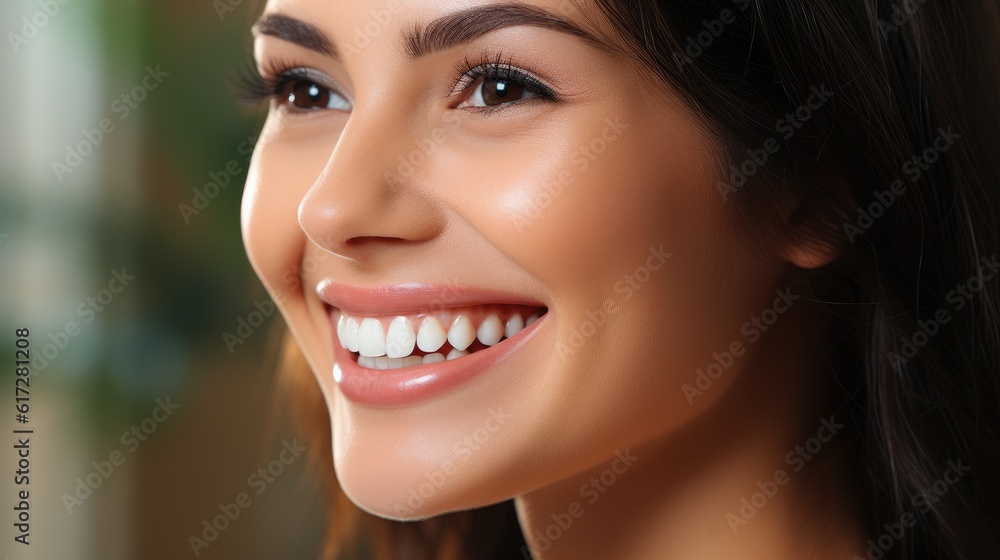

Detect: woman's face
242,0,788,518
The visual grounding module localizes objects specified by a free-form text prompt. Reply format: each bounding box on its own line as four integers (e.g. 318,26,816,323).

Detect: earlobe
775,179,852,270
780,238,841,269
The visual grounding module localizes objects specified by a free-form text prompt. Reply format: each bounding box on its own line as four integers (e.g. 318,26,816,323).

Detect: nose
297,108,443,260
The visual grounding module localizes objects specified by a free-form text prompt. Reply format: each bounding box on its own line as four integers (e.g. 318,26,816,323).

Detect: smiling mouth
333,304,548,370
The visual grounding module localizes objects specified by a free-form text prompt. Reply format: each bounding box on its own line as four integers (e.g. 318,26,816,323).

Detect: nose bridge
297,105,440,256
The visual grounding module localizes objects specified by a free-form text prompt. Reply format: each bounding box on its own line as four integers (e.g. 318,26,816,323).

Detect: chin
331,438,512,521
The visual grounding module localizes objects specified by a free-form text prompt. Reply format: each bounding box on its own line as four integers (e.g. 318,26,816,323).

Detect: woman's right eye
274,77,351,112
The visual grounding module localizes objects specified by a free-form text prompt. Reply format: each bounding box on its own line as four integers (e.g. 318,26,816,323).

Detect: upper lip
316,281,547,315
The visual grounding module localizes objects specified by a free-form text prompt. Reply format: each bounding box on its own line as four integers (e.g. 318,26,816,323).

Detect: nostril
344,235,409,247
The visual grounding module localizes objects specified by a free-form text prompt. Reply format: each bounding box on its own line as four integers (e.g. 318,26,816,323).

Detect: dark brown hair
270,1,1000,558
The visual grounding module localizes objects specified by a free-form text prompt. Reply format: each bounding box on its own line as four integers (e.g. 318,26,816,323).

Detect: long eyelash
229,57,307,107
229,59,272,106
450,50,559,107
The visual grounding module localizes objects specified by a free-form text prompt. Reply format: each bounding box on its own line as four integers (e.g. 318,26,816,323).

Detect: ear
780,236,840,269
776,191,848,270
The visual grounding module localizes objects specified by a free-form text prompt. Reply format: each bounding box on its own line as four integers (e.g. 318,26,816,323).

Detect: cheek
240,125,340,375
431,109,782,446
241,119,343,291
243,144,304,297
428,105,739,304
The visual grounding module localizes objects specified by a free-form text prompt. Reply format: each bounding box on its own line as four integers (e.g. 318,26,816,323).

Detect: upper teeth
336,307,542,360
386,316,416,358
477,313,504,346
447,315,476,351
357,318,385,357
417,316,447,353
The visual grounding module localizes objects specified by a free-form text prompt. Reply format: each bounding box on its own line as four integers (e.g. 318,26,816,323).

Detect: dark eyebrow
252,13,338,58
402,3,617,58
252,3,616,60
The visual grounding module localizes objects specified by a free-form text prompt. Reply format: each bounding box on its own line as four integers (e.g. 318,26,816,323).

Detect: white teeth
385,317,416,358
403,356,423,368
477,313,503,346
359,355,424,370
358,318,387,357
344,318,360,352
336,315,348,349
417,317,447,352
448,315,476,351
422,353,445,364
340,309,546,363
504,313,524,338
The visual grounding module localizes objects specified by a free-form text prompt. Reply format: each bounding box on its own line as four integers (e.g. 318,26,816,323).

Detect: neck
514,301,868,559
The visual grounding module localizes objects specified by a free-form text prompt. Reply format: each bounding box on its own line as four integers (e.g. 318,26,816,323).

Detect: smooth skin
241,0,867,557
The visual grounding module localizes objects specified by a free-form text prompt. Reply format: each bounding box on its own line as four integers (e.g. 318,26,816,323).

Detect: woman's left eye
276,78,351,112
461,76,534,108
455,66,557,111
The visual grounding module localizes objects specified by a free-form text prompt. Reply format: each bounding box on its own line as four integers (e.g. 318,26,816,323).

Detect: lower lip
331,313,546,407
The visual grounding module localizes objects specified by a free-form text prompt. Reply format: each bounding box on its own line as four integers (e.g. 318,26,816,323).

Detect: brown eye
276,78,350,111
479,78,526,106
466,77,533,108
456,64,555,111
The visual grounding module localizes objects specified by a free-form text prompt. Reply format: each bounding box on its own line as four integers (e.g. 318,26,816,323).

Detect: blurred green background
0,0,328,558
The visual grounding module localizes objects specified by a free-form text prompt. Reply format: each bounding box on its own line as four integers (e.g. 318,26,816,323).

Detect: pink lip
316,281,546,315
331,310,546,406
